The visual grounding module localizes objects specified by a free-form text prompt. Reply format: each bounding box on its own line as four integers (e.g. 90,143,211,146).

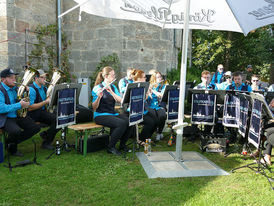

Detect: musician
148,71,167,141
92,66,133,155
194,70,216,90
216,71,232,90
250,75,264,91
132,69,157,144
118,67,134,95
28,69,60,150
211,64,225,85
225,72,252,92
0,68,40,156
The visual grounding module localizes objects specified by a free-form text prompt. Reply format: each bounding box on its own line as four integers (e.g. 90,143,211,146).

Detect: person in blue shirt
225,72,252,92
210,64,225,86
250,74,265,92
194,70,216,90
0,68,40,156
92,66,134,155
118,68,134,96
27,69,60,150
147,71,166,141
132,69,157,145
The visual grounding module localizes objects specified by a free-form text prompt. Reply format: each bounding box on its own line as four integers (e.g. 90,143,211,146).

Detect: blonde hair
148,69,157,75
94,66,114,86
150,71,164,88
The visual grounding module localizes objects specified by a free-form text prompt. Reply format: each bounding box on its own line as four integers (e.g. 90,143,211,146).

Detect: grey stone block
123,25,136,38
73,61,87,72
83,30,94,40
97,28,117,39
143,40,169,50
125,40,141,50
81,50,99,62
71,41,88,50
154,50,166,61
89,39,106,49
139,49,154,63
121,50,139,62
69,50,81,60
105,39,122,50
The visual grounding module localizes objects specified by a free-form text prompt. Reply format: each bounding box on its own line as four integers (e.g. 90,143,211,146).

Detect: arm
92,87,103,111
28,87,50,111
0,91,22,114
106,85,122,103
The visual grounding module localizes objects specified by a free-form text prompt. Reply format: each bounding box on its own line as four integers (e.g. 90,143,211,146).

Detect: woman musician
132,69,157,145
92,66,133,155
148,71,167,141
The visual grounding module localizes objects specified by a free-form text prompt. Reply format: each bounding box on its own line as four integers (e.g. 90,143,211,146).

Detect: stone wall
0,0,180,77
0,0,56,72
62,0,180,78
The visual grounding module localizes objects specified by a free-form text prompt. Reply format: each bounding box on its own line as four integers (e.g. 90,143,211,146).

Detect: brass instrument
17,66,38,117
46,69,65,110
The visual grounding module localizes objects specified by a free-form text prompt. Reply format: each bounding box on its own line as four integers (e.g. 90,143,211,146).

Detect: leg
139,111,157,141
3,118,22,154
39,110,60,144
94,115,127,149
16,116,41,143
155,108,167,134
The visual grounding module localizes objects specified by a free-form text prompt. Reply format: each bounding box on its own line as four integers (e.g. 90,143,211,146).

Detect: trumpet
17,66,38,118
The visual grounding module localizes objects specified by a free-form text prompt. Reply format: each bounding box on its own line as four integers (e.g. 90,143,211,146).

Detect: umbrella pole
174,0,191,161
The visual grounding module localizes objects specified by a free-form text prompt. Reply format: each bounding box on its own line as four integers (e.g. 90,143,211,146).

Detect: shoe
260,155,272,166
156,134,161,142
107,147,121,155
119,145,132,153
160,133,164,140
11,151,24,157
137,140,145,146
41,142,54,150
40,131,47,140
250,150,260,158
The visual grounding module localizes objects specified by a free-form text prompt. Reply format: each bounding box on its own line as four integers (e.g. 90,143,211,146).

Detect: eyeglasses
252,80,259,82
225,76,232,79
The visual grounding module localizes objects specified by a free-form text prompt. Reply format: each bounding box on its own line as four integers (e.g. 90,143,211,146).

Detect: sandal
137,140,145,146
250,150,260,158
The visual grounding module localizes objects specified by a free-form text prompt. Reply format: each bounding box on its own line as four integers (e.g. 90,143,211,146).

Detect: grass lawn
0,129,273,206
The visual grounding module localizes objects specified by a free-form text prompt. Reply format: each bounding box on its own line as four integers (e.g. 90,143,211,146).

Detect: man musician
0,68,40,156
28,69,60,150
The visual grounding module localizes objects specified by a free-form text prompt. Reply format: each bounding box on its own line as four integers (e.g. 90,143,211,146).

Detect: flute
97,78,116,95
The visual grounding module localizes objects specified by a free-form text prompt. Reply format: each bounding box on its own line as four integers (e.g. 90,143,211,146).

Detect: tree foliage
191,26,273,81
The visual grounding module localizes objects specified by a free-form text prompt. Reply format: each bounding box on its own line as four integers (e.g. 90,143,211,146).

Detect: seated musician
0,68,40,156
225,72,252,92
194,70,216,90
148,71,167,141
27,69,60,150
132,69,157,145
92,66,133,155
118,67,134,96
250,74,264,92
216,71,232,90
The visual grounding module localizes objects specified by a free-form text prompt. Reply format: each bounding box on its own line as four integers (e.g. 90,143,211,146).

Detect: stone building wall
62,0,180,78
0,0,180,77
0,0,56,72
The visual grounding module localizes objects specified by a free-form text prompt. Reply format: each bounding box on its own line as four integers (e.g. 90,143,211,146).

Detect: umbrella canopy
60,0,273,160
67,0,274,36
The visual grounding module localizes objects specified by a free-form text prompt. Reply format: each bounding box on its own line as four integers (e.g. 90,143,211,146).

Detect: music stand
46,83,82,159
231,92,273,190
121,82,149,159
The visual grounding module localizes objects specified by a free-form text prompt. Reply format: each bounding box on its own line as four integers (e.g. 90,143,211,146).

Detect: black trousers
32,110,60,144
139,109,157,141
264,122,274,155
150,108,166,133
3,116,41,153
94,114,134,148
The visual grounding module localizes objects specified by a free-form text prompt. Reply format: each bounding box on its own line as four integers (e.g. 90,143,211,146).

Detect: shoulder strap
0,84,11,104
214,72,218,83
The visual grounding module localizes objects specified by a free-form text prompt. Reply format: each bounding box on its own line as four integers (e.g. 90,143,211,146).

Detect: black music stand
4,140,41,172
231,92,274,190
122,82,149,159
46,83,82,160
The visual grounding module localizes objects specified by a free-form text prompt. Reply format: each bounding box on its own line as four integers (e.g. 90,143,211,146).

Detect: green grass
0,130,273,206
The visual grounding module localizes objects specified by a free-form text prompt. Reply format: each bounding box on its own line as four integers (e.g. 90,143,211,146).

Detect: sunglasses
252,80,259,82
225,76,232,79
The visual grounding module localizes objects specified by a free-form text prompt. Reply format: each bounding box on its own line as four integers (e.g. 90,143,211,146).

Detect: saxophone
46,68,64,110
17,66,38,118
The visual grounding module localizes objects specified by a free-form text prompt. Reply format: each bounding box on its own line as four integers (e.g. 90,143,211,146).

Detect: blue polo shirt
29,82,47,110
148,84,166,110
0,82,21,118
225,83,252,92
118,77,133,94
211,71,224,84
92,82,120,118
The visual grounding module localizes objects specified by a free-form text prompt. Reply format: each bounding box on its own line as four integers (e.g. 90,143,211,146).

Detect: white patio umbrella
59,0,274,161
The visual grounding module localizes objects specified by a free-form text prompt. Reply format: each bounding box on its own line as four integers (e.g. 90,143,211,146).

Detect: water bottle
56,140,61,155
147,139,151,156
144,139,148,155
168,135,173,146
